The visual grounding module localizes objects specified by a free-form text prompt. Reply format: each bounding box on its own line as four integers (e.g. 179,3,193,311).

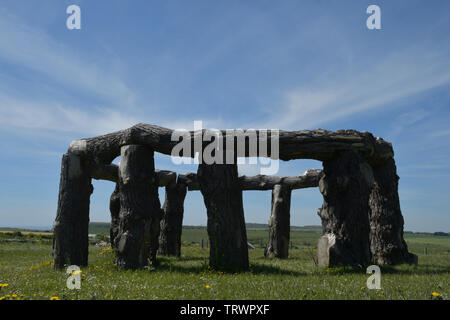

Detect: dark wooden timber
88,161,175,186
158,180,188,257
369,158,418,265
68,124,394,165
53,153,93,269
317,150,374,268
239,169,322,190
177,169,322,191
109,183,120,250
114,145,163,269
53,122,417,271
197,160,249,272
265,184,292,259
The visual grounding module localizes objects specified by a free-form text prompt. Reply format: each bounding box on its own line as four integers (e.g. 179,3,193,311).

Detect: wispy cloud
429,129,450,138
0,9,136,107
0,93,139,137
262,48,450,130
389,108,430,136
0,8,146,138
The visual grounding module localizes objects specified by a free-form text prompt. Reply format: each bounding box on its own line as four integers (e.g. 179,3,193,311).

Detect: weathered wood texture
239,169,322,190
178,172,200,191
317,150,374,267
68,124,393,165
55,122,414,270
89,160,175,186
178,169,322,191
114,145,163,269
109,183,120,249
369,158,417,265
197,162,249,272
53,153,93,269
265,184,292,259
158,181,188,257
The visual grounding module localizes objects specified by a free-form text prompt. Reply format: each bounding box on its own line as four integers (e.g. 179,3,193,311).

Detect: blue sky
0,0,449,231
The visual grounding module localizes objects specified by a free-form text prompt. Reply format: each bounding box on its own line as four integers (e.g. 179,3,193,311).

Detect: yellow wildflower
50,296,60,300
205,285,211,289
12,294,17,298
360,286,366,290
432,292,440,297
0,297,5,300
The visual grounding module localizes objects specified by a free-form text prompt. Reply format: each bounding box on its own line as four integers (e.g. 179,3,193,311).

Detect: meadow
0,228,448,300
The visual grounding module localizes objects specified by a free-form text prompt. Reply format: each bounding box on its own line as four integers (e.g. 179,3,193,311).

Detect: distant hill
87,222,322,234
89,222,110,234
0,223,446,235
0,226,52,232
246,223,269,230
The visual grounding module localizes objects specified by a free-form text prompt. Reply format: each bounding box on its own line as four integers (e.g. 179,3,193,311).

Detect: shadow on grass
156,256,449,276
249,262,308,276
324,264,450,276
155,256,309,276
377,264,450,276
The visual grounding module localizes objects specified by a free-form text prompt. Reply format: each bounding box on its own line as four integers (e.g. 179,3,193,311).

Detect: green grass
0,230,448,300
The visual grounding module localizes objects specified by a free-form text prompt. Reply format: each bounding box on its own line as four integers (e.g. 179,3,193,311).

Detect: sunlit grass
0,232,448,300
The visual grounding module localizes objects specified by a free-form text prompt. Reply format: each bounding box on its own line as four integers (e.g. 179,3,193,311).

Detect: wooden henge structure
53,123,417,271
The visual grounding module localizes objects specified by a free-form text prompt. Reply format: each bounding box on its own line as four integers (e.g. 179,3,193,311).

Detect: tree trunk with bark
109,183,120,250
53,153,93,269
369,158,417,265
197,162,249,272
317,150,374,268
114,145,163,269
67,124,394,165
239,169,322,190
265,184,292,259
158,181,188,257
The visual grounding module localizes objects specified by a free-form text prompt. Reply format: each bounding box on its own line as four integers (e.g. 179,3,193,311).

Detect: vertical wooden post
198,162,249,272
53,153,93,269
114,145,163,269
265,184,291,259
109,183,120,250
158,181,187,257
368,158,418,265
317,150,373,267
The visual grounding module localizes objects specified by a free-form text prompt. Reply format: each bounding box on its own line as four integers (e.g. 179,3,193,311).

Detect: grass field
0,228,448,300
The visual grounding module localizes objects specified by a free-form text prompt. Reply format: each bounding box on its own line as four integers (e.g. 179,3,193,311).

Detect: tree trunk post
265,184,291,259
109,183,120,250
158,181,188,257
317,150,374,268
114,145,163,269
197,162,249,272
53,153,93,269
369,158,418,265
